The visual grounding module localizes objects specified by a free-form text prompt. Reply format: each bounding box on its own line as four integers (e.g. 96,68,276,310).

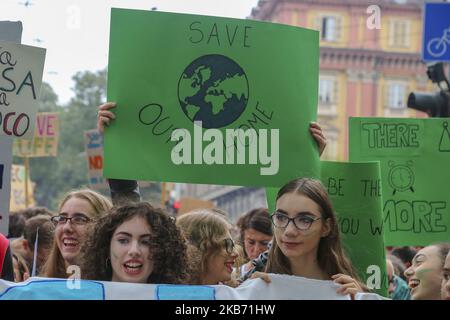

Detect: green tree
26,69,161,210
28,70,107,210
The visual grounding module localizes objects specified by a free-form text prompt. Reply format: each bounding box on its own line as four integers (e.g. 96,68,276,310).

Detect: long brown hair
266,178,362,283
40,189,112,278
81,202,189,284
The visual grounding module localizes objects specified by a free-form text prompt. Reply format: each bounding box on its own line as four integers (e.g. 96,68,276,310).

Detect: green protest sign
104,9,320,187
349,117,450,246
266,161,388,297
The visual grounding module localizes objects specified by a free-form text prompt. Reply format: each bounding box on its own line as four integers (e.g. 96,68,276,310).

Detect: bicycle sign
423,2,450,62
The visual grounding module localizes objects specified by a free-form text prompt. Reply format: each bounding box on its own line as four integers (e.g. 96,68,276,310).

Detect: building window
386,82,407,109
389,19,411,48
316,15,342,42
319,76,337,104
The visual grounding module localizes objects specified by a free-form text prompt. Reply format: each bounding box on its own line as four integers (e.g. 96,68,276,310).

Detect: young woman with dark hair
81,202,189,284
251,178,366,298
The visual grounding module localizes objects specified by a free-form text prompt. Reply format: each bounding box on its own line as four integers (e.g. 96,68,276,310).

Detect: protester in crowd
9,209,52,261
388,253,407,281
96,102,327,204
7,213,26,239
176,209,240,286
82,202,189,284
236,208,272,277
0,233,14,281
15,207,53,220
12,253,30,282
404,242,450,300
391,246,417,269
248,178,366,299
441,251,450,300
386,258,396,297
17,215,54,273
41,189,112,278
386,256,410,300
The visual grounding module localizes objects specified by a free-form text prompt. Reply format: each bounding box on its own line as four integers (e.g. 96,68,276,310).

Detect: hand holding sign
97,102,116,134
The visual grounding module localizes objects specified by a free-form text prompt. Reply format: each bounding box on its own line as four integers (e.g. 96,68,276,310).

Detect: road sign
423,2,450,62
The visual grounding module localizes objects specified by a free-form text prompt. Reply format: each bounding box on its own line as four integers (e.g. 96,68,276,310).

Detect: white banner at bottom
0,274,386,300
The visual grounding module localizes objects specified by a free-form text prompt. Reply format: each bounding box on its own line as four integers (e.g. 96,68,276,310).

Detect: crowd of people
0,102,448,300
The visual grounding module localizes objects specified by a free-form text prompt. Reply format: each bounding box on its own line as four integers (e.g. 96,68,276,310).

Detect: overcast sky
1,0,260,104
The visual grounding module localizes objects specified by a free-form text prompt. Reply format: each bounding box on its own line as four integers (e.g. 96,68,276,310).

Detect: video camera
407,62,450,117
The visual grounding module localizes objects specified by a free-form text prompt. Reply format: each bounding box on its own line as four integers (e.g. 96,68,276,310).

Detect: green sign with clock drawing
349,117,450,246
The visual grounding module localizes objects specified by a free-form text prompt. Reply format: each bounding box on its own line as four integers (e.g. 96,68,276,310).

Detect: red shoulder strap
0,233,9,276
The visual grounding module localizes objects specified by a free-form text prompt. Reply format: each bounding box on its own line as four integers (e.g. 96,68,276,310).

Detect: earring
105,257,111,269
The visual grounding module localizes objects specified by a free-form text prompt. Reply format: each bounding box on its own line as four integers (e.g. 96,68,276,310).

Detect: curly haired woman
81,202,189,284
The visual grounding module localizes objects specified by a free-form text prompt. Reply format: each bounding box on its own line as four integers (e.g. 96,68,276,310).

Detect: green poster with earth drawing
349,117,450,246
266,161,388,297
104,9,320,187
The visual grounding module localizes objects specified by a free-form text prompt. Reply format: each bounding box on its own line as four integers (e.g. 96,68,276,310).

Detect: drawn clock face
388,162,415,195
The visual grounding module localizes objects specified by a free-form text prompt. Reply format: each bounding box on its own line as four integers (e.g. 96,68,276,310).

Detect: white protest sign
0,138,12,235
0,274,386,300
84,129,108,189
0,41,46,138
0,21,22,235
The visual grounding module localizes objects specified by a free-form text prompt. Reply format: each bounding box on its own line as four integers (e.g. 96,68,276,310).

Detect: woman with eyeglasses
249,178,366,299
41,189,112,278
81,202,189,284
175,209,240,285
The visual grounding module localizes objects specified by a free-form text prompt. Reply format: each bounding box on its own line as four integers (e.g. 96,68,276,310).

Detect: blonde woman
176,209,240,285
41,189,112,278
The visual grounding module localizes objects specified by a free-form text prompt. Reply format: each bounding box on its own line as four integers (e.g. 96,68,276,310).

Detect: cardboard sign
0,138,12,235
84,129,108,189
13,112,59,157
10,164,35,211
349,117,450,246
0,41,46,138
104,9,320,187
0,21,22,235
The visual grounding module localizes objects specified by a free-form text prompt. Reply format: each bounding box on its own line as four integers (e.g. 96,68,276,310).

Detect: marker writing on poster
362,123,420,148
383,200,447,233
0,46,37,137
361,179,381,197
337,217,360,235
189,21,252,47
327,177,345,196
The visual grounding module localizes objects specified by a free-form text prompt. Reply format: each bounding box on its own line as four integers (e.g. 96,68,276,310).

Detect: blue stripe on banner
156,284,215,300
0,280,105,300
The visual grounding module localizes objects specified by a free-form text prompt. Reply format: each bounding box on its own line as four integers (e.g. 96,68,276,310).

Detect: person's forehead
276,193,321,215
114,216,151,236
244,228,271,241
414,246,441,262
60,197,94,215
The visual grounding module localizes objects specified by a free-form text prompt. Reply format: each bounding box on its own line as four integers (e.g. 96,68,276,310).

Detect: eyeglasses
270,211,321,231
51,215,92,226
224,238,235,254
